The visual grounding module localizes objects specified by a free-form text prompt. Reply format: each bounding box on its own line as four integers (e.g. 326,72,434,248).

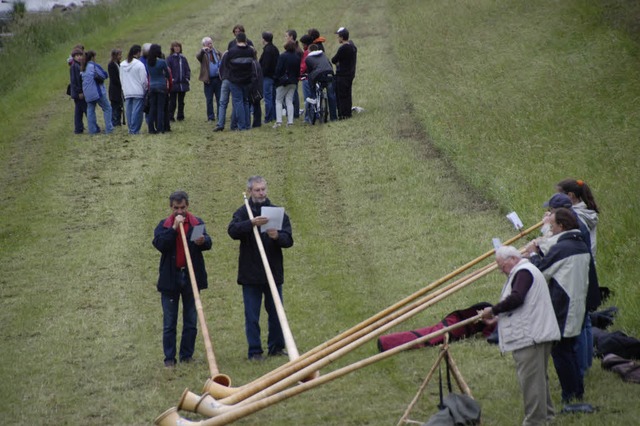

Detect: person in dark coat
166,41,191,122
69,47,87,134
153,191,212,367
227,176,293,361
108,48,124,127
259,31,279,123
332,27,357,119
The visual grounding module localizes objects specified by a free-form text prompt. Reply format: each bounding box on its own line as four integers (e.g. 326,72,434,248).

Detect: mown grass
0,0,639,425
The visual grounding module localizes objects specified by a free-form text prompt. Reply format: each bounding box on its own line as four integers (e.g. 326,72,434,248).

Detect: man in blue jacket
153,191,212,367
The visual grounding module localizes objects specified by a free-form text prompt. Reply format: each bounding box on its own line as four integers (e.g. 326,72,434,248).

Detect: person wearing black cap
331,27,357,119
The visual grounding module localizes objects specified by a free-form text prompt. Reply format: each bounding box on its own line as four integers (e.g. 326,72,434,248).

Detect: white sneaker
272,122,282,128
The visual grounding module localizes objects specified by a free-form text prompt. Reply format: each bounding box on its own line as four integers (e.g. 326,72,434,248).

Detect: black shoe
214,126,224,132
180,357,194,364
164,359,176,368
268,349,288,357
248,354,265,362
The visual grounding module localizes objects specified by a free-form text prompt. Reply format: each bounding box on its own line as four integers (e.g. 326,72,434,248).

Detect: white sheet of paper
260,207,285,233
190,224,205,241
506,211,524,230
492,238,502,251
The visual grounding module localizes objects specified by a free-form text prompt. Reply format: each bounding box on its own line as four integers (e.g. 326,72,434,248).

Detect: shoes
286,123,293,127
248,354,265,362
164,359,176,368
268,349,288,357
561,403,596,414
272,122,282,128
214,126,224,132
180,357,194,364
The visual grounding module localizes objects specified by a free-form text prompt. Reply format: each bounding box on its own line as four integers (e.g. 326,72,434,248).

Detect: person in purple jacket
166,41,191,122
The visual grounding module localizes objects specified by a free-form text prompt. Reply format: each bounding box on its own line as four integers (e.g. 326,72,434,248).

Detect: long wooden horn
188,262,497,419
242,193,301,360
179,223,231,387
155,314,484,426
201,222,541,399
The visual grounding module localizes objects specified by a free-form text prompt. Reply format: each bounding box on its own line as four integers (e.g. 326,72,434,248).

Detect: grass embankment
0,0,638,425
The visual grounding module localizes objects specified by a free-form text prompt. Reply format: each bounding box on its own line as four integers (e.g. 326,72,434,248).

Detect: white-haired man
196,36,222,122
480,246,560,426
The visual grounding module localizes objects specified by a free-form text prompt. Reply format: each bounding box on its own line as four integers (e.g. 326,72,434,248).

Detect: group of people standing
68,24,357,135
69,41,191,135
481,178,601,425
152,177,293,366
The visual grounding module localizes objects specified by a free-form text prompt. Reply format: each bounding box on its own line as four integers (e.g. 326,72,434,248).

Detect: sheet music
260,207,285,233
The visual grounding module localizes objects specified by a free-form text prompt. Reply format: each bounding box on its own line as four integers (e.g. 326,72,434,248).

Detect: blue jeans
217,79,237,129
263,77,276,123
203,77,221,120
302,79,312,124
229,81,251,130
551,337,584,402
73,98,87,133
87,94,113,134
161,271,198,363
242,284,285,358
148,90,167,133
327,81,338,121
125,97,144,134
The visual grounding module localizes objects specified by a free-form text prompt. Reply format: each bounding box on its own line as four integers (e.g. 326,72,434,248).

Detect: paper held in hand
260,206,285,233
506,211,524,230
190,224,205,241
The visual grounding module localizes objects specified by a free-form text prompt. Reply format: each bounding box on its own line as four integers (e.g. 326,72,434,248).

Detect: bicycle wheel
320,92,329,124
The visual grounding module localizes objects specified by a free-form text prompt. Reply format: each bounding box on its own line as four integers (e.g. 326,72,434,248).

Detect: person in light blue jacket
81,50,113,134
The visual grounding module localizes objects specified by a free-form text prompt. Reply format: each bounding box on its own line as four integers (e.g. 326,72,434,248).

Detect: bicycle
307,74,332,125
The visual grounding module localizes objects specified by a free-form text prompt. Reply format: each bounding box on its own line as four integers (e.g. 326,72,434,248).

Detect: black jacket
153,215,212,293
227,198,293,286
259,43,279,78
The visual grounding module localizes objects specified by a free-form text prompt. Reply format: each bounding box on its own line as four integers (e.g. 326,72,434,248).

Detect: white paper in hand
506,211,524,230
492,238,502,251
260,207,284,233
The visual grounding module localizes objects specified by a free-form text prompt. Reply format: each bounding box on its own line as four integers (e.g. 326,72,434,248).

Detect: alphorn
200,221,541,400
179,260,499,419
179,223,231,387
155,314,484,426
242,193,301,360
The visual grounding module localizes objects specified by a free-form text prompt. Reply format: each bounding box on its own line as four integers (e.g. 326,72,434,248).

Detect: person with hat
331,27,357,119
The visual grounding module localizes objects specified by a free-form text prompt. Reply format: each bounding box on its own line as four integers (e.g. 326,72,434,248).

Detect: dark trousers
551,336,584,402
73,98,87,133
161,271,197,363
335,75,354,119
111,99,123,127
242,284,285,358
169,91,186,121
203,78,221,121
148,90,167,133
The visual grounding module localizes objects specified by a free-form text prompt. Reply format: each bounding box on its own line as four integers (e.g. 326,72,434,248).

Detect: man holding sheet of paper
228,176,294,361
153,190,212,367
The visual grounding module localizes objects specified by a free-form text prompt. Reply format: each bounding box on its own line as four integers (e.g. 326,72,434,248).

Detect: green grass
1,0,639,425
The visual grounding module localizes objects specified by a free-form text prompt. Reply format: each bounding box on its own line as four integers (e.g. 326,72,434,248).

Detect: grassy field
1,0,639,425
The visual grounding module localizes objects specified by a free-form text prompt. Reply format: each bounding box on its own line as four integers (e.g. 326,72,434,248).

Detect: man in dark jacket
222,32,255,130
259,31,279,123
69,48,87,134
228,176,293,361
331,27,357,119
153,191,212,367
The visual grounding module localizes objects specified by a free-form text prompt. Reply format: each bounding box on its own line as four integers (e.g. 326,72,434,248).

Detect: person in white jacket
481,246,560,426
120,44,148,134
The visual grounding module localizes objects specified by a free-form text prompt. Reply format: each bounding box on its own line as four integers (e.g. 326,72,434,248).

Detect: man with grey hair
227,176,294,361
196,36,222,122
480,245,560,426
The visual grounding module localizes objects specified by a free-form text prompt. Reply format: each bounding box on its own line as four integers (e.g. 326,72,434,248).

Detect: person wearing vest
196,36,222,122
153,191,212,368
481,246,560,426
